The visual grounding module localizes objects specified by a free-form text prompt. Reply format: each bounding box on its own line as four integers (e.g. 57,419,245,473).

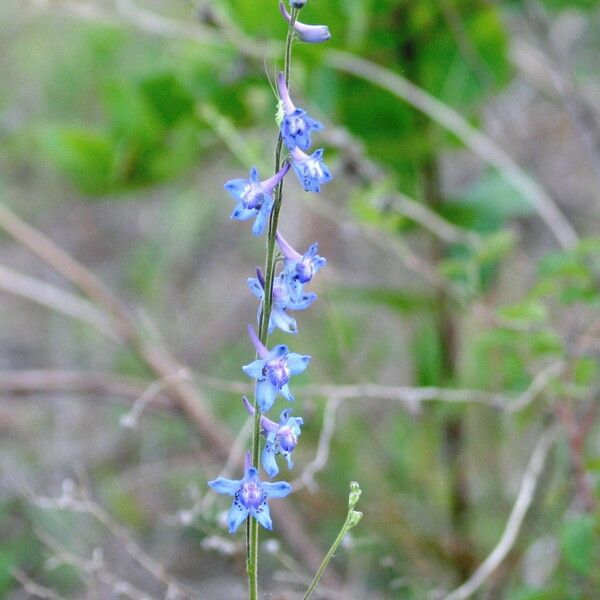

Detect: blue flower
208,451,292,533
243,397,303,477
224,163,290,236
279,2,331,43
290,147,332,193
248,268,316,334
276,231,326,300
277,72,323,152
242,325,311,411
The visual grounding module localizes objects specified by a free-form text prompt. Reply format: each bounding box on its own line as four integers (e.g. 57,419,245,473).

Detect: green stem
247,8,298,600
302,514,352,600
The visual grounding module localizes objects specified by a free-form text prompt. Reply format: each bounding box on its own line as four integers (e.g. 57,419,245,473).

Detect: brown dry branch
11,569,67,600
35,528,154,600
0,203,332,578
441,426,559,600
31,476,194,599
0,362,565,416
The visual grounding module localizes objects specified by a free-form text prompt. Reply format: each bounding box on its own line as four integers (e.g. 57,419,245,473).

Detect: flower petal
208,477,241,496
261,442,279,478
262,481,292,499
247,277,265,300
228,499,249,533
257,379,278,411
252,209,269,236
252,500,272,530
224,178,247,200
266,344,289,361
230,205,256,222
287,353,311,375
249,166,260,183
280,383,294,402
313,256,326,273
289,292,317,310
271,308,298,334
284,452,294,470
242,359,265,379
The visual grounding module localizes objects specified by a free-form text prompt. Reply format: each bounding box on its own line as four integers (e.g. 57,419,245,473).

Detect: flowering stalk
215,3,335,599
248,7,298,599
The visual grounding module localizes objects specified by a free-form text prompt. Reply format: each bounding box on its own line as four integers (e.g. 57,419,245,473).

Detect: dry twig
442,426,559,600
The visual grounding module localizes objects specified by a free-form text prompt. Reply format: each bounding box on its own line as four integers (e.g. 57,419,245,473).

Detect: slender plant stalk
302,514,351,600
302,482,363,600
247,8,298,600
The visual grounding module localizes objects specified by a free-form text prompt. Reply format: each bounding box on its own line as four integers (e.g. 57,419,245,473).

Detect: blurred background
2,0,600,598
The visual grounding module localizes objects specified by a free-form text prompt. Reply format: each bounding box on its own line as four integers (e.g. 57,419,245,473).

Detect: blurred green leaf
560,516,596,575
451,169,534,230
140,73,196,127
327,285,435,314
499,300,548,324
40,126,117,195
413,318,444,385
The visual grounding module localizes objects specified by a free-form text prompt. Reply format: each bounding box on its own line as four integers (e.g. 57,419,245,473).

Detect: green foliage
534,238,600,305
40,127,117,195
327,285,435,315
560,516,597,576
413,318,444,385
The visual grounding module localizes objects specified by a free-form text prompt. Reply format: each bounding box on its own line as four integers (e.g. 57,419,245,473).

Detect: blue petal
245,466,260,484
231,205,256,222
313,256,326,273
306,242,319,258
279,408,292,423
310,148,324,161
252,210,269,236
266,344,289,361
284,452,294,470
271,308,298,334
262,481,292,499
289,292,317,311
280,384,294,402
257,379,278,411
306,115,323,131
286,353,311,375
247,277,264,300
224,178,247,201
321,165,333,183
261,442,279,478
267,314,275,335
288,279,305,302
252,500,272,530
208,477,241,496
228,499,249,533
249,166,260,183
242,359,265,379
297,131,311,152
282,130,299,151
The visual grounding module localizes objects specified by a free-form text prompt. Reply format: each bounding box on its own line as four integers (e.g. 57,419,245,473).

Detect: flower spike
208,451,292,533
279,2,331,44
